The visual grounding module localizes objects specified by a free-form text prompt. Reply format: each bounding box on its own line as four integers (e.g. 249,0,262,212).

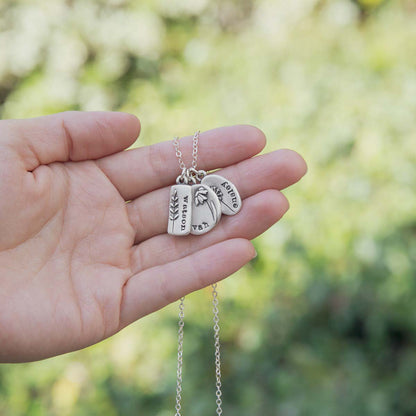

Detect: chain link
173,130,223,415
173,130,200,171
175,297,185,416
191,130,199,169
212,284,223,416
174,289,223,416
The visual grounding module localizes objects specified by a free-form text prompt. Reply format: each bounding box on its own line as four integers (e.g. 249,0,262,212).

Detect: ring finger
130,189,288,274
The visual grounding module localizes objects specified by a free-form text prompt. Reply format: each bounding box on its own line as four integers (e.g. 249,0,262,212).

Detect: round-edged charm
201,174,242,215
190,184,222,235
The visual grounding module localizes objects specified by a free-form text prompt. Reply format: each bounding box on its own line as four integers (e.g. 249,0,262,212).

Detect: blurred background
1,0,416,415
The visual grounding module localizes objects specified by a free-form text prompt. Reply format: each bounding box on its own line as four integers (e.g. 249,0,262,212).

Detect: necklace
168,131,242,236
170,131,242,415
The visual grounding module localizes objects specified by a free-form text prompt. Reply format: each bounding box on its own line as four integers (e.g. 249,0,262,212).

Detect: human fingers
131,189,288,274
127,149,307,243
119,238,255,327
1,111,140,170
96,125,266,200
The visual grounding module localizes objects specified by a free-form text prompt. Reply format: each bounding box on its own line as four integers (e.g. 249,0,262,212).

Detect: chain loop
176,168,188,184
197,169,207,181
176,168,202,185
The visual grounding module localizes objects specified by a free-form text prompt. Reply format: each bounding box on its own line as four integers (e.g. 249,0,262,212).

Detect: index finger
2,111,140,170
96,125,266,200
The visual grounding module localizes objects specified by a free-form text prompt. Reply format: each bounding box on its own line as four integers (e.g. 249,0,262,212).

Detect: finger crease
61,118,74,160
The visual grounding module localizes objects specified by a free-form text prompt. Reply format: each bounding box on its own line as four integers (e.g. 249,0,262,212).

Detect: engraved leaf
169,189,179,221
211,186,223,202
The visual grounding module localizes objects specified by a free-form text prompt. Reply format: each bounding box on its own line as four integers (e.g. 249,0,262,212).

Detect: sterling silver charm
170,131,240,416
201,174,242,216
168,131,242,237
168,185,192,236
190,184,222,235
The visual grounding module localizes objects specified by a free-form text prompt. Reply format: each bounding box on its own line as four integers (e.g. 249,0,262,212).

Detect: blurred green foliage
1,0,416,415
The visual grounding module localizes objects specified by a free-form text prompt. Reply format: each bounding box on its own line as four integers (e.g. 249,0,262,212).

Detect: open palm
0,112,306,362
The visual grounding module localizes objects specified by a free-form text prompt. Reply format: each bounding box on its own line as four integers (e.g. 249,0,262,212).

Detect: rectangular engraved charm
168,185,192,236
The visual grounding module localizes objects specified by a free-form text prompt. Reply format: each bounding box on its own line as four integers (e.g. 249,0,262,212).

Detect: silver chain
173,131,206,184
175,297,185,416
212,283,223,416
172,131,223,415
174,288,223,416
173,130,200,171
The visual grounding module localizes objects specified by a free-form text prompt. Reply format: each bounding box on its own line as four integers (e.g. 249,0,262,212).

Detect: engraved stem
220,199,235,213
208,200,216,221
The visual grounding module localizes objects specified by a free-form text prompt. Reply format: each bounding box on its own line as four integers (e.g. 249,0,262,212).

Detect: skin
0,111,307,363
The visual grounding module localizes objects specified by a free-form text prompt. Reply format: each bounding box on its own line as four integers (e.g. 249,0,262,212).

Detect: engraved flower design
194,186,208,206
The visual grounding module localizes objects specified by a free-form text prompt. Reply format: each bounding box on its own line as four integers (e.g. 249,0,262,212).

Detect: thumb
1,111,141,170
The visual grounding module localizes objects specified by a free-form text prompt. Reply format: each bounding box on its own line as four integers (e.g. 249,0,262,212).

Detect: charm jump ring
188,168,207,183
176,167,189,184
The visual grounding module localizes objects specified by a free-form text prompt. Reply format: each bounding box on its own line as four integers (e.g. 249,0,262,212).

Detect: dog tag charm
201,174,242,215
190,184,222,235
168,185,193,236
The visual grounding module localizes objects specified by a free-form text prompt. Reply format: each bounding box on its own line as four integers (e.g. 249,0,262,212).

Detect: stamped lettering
201,174,242,215
190,185,222,235
168,185,193,236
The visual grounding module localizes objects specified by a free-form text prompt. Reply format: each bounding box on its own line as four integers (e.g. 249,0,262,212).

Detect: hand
0,112,306,362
